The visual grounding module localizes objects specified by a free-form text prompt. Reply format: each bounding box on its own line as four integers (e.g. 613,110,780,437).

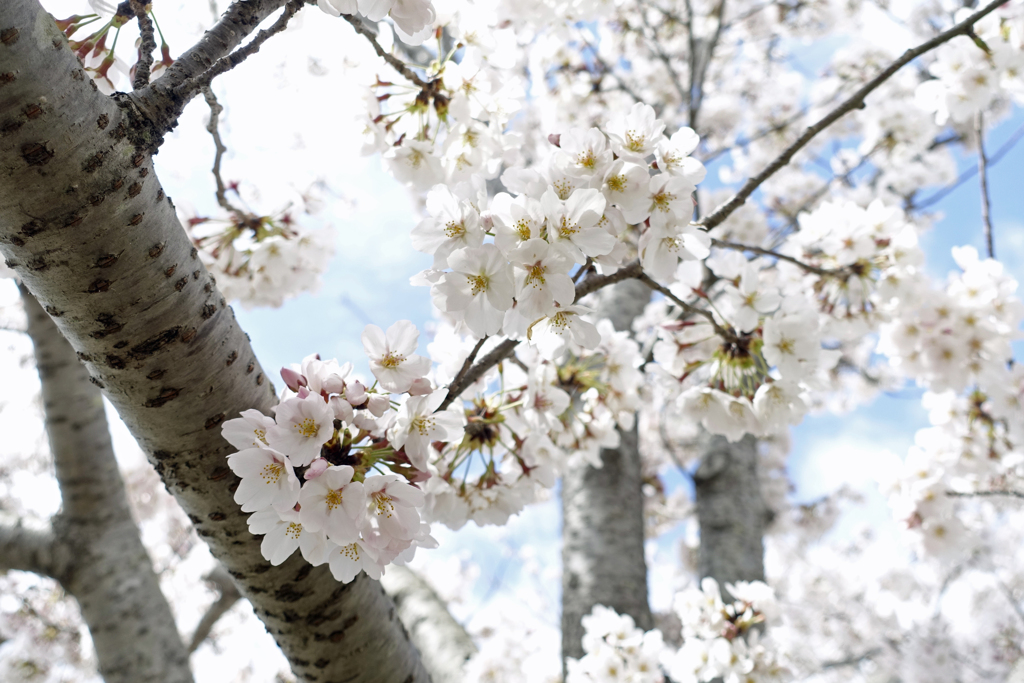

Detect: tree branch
711,237,832,276
380,566,477,683
129,0,293,133
636,272,736,341
130,0,157,89
0,515,58,576
342,14,429,88
946,489,1024,500
174,0,304,99
976,111,995,258
437,261,645,410
697,0,1007,232
188,565,242,653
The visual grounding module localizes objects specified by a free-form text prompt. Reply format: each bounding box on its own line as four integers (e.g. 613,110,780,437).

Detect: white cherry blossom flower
362,320,432,393
247,508,330,567
433,244,514,337
411,185,485,268
508,238,576,320
363,474,425,542
227,447,301,513
389,389,466,470
221,409,276,451
542,188,616,265
606,102,665,162
266,394,336,467
530,305,602,358
298,465,366,544
327,538,383,582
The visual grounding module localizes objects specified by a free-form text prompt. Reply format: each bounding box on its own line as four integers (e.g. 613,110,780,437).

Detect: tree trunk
0,3,427,680
693,433,769,591
561,279,653,671
381,566,477,683
19,284,195,683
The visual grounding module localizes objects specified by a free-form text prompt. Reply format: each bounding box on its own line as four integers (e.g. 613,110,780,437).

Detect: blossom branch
438,261,645,410
175,0,304,98
131,0,293,132
637,272,737,342
946,489,1024,500
710,238,832,276
188,566,242,653
911,120,1024,211
202,85,247,217
976,112,995,258
343,14,429,88
447,336,488,400
697,0,1008,232
129,0,156,89
0,515,58,576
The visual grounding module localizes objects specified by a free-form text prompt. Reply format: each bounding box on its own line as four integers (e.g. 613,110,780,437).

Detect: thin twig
912,120,1024,211
201,86,251,222
946,489,1024,500
438,339,519,411
447,336,488,399
174,0,304,99
129,0,157,89
188,566,242,653
697,0,1008,232
637,272,736,341
342,14,428,88
437,261,646,410
711,238,832,276
976,111,995,258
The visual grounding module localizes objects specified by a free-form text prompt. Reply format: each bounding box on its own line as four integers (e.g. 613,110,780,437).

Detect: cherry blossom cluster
916,7,1024,125
878,245,1023,393
884,379,1024,562
566,580,791,683
565,605,665,683
667,578,790,683
411,105,707,352
420,320,643,528
222,321,446,582
183,208,335,309
222,317,645,574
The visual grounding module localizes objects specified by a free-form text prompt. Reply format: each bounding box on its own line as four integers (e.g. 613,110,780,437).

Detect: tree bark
0,3,427,681
381,566,477,683
693,433,769,591
19,284,195,683
561,279,653,670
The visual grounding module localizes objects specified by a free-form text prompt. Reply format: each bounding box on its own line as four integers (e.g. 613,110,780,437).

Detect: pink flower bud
408,378,433,396
366,394,390,417
281,367,306,392
408,469,431,483
304,458,329,480
548,133,561,147
296,386,311,399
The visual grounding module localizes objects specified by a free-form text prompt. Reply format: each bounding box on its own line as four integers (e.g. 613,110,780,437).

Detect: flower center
380,351,405,369
625,130,646,153
576,150,596,169
467,274,489,296
325,489,343,510
285,522,302,539
558,216,579,239
652,190,675,212
445,221,466,239
412,415,436,435
372,492,395,519
525,263,547,287
339,543,361,561
261,462,283,484
606,174,626,193
254,428,268,445
515,219,532,241
295,417,319,438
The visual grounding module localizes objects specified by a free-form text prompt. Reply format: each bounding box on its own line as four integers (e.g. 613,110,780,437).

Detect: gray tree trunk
693,433,769,591
561,279,653,671
16,285,195,683
381,566,477,683
0,3,427,680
